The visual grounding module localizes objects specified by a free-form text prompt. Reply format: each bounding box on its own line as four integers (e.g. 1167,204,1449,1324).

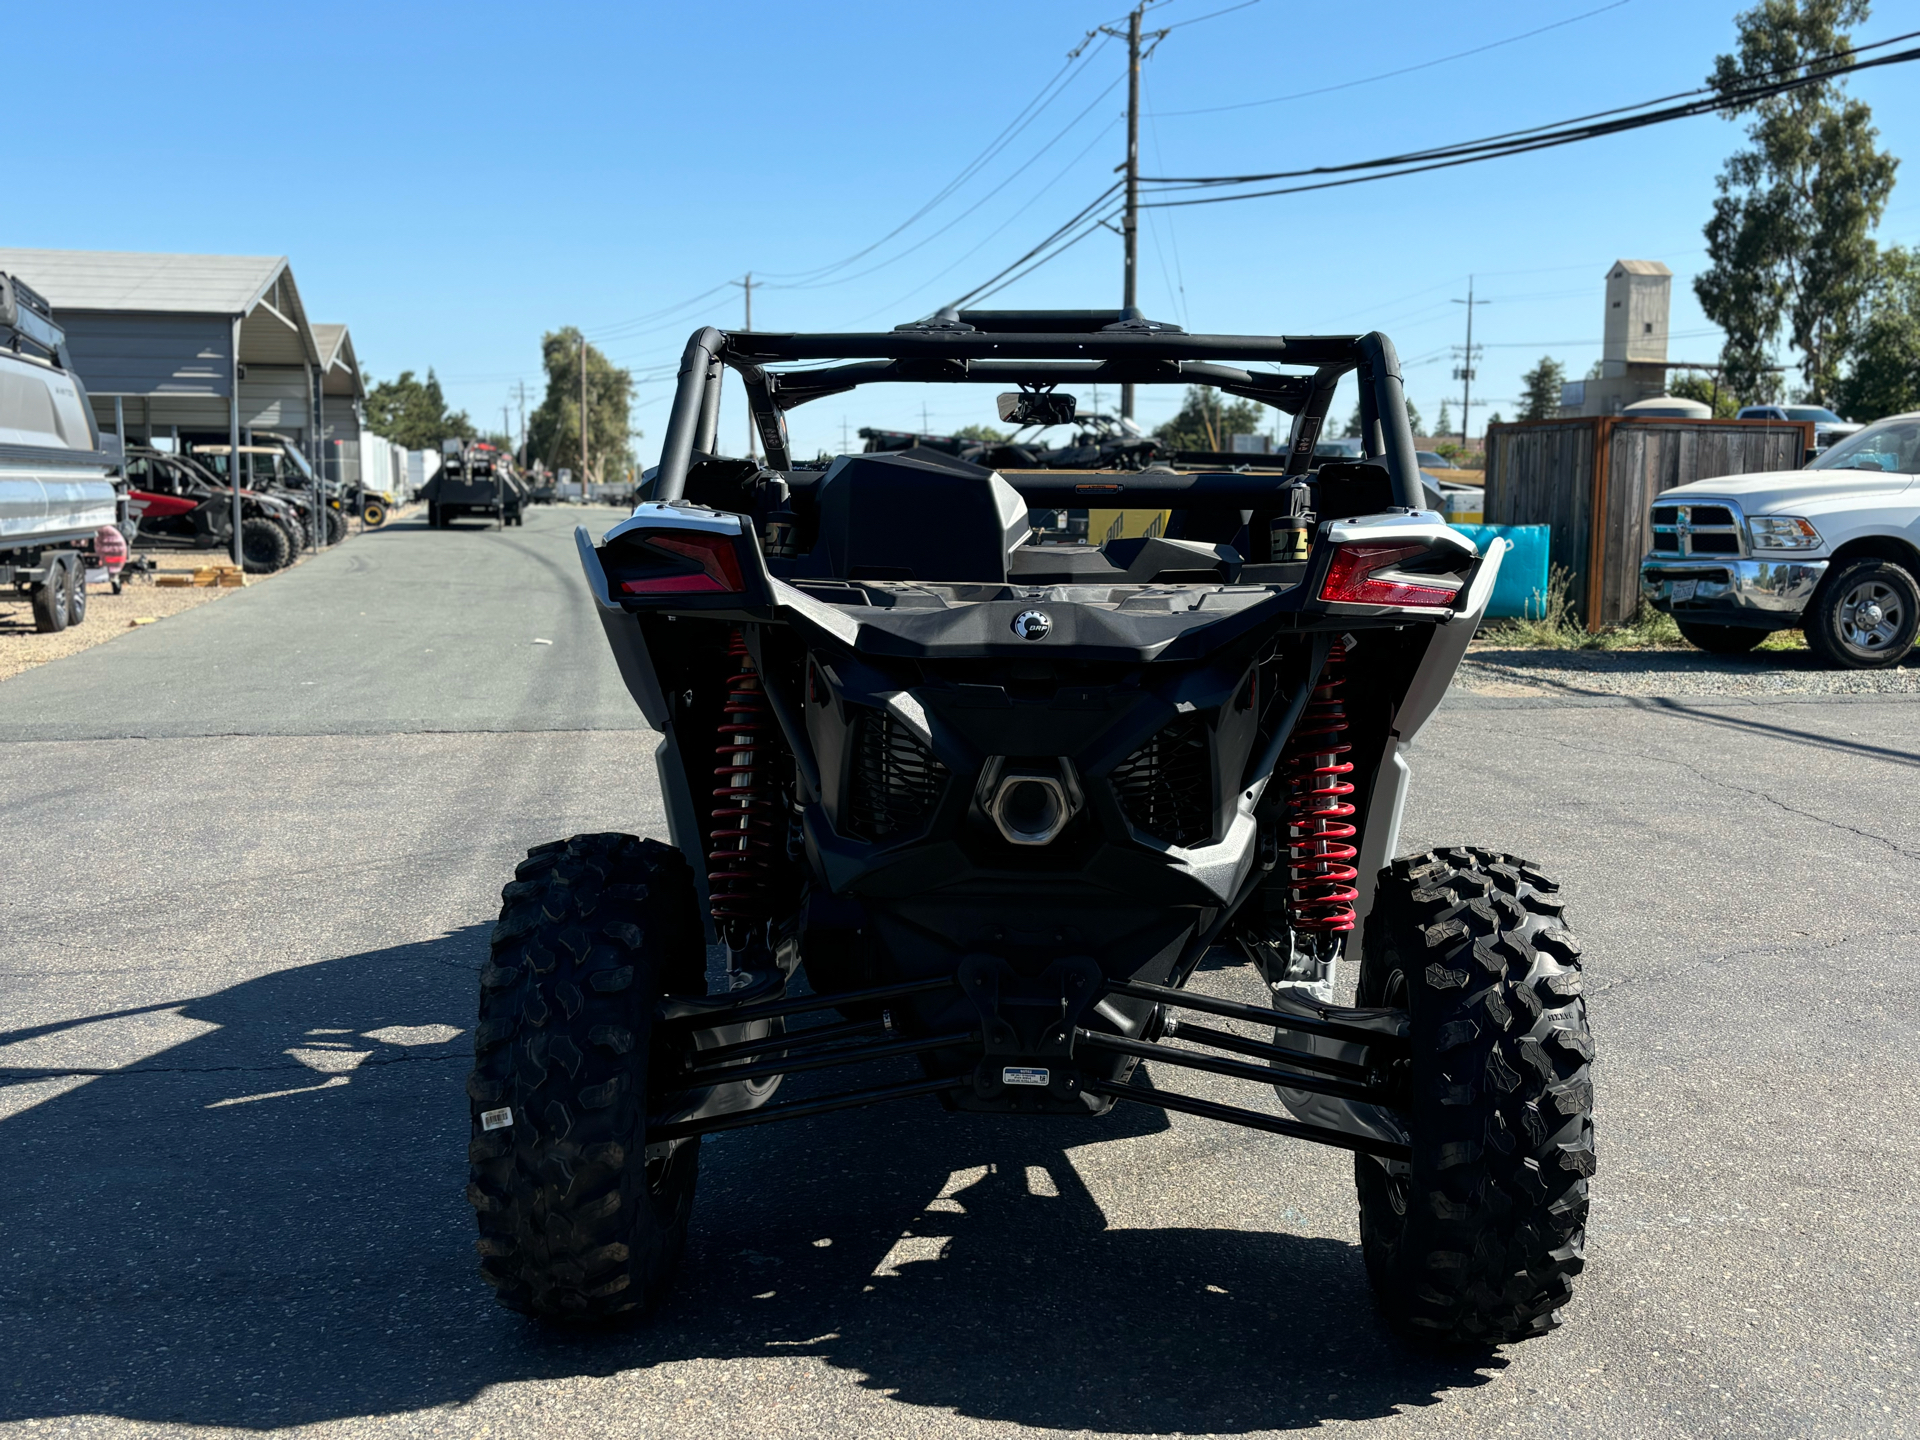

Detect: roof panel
0,248,288,316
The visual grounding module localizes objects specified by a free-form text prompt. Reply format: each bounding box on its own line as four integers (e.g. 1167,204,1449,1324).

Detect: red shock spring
709,629,775,935
1281,643,1358,933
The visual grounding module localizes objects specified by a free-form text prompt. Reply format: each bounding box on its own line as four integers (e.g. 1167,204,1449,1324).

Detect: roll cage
649,308,1426,510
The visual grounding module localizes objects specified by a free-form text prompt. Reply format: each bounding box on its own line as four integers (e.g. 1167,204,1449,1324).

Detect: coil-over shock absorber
709,628,776,945
1281,642,1359,933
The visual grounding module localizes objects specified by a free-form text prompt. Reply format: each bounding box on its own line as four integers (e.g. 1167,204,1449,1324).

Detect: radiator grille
846,710,948,841
1111,714,1212,846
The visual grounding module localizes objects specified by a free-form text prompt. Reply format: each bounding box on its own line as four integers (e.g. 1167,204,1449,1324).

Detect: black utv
465,310,1594,1346
425,442,524,528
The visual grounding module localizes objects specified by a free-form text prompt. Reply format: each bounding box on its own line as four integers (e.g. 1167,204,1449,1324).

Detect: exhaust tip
990,774,1071,846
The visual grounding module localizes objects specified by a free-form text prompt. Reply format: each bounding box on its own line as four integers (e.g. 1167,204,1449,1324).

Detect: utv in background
425,441,524,528
126,448,303,572
467,309,1594,1348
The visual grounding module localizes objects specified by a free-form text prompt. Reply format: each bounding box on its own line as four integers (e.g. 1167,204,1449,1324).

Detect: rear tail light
1320,543,1461,608
614,530,745,595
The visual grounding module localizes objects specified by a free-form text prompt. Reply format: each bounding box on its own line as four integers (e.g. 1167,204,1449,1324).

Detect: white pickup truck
1640,413,1919,668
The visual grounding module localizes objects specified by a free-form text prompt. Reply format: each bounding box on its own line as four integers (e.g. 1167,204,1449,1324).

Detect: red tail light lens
616,531,745,595
1320,543,1460,607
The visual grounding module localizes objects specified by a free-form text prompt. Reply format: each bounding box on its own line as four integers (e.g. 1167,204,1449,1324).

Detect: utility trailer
0,273,125,632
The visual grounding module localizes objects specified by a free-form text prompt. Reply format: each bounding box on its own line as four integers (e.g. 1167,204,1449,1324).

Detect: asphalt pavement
0,505,1914,1439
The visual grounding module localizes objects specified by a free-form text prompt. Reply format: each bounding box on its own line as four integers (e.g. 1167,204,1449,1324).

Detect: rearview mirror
997,392,1078,426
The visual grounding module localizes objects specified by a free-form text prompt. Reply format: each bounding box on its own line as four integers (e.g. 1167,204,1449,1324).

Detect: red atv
124,448,299,573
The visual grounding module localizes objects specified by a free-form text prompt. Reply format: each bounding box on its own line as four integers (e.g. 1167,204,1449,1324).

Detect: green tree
363,368,474,450
1519,356,1567,420
1831,243,1920,420
525,329,636,482
1157,386,1266,451
1693,0,1899,403
1344,394,1424,439
1435,398,1453,436
1669,371,1741,417
953,423,1009,443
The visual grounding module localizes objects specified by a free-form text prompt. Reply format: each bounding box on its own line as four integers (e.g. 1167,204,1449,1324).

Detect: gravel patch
1459,643,1919,699
0,506,417,684
0,575,237,682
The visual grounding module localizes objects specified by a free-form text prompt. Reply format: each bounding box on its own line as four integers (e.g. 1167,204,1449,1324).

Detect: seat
811,451,1029,584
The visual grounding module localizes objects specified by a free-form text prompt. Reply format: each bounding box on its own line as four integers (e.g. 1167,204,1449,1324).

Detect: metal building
311,322,369,482
0,248,330,462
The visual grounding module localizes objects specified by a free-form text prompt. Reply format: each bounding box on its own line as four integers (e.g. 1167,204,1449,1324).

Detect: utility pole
731,273,758,460
514,380,528,465
579,334,589,490
1451,276,1488,448
1089,3,1167,422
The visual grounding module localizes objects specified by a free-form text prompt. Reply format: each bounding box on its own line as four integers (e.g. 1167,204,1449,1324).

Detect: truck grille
846,709,948,841
1111,715,1212,846
1650,502,1743,556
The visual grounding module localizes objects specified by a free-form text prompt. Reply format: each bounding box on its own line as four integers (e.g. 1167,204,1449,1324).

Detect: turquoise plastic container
1450,523,1551,619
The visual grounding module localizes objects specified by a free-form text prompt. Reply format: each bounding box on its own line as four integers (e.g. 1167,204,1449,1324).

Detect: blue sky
14,0,1917,464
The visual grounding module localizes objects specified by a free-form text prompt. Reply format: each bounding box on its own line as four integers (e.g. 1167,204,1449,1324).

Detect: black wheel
1803,559,1918,669
1675,619,1767,654
427,504,442,529
324,509,349,546
31,557,70,633
280,517,307,553
240,517,292,574
362,500,388,528
1354,847,1594,1346
466,833,708,1323
64,563,88,627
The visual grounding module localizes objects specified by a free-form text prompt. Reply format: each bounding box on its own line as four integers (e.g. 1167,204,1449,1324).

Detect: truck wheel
1803,559,1918,669
240,517,292,574
31,557,70,633
1353,847,1594,1346
467,833,708,1323
325,509,349,546
64,564,88,627
362,500,387,527
1674,619,1766,654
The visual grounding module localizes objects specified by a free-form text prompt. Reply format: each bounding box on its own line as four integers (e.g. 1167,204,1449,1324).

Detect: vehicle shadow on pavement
0,927,1497,1435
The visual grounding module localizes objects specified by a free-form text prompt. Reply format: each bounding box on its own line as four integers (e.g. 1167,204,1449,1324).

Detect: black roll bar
655,326,723,502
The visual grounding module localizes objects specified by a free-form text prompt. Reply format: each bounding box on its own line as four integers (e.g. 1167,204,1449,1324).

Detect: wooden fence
1482,416,1813,627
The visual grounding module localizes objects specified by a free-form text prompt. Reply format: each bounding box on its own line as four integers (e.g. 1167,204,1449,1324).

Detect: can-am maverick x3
465,310,1593,1345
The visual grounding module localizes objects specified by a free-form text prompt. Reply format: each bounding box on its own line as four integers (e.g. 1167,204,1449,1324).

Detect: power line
1134,35,1918,207
1151,0,1630,117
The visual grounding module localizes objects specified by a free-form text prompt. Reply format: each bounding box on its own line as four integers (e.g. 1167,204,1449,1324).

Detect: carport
311,323,368,486
0,248,332,455
0,247,331,560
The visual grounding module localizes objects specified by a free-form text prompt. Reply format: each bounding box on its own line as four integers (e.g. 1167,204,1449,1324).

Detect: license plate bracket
1670,578,1698,602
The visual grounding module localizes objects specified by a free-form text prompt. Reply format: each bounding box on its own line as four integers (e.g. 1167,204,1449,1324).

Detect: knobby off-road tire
240,517,292,574
1675,619,1766,655
466,833,708,1323
1803,559,1918,669
1354,847,1594,1346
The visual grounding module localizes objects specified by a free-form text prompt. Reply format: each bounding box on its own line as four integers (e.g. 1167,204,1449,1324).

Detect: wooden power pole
1091,4,1165,421
579,334,589,489
732,273,758,460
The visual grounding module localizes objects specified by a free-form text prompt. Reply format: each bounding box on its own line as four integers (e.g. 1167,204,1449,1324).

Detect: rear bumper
1639,556,1827,628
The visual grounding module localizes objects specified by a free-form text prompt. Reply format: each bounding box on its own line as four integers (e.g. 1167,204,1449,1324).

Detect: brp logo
1011,609,1052,641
